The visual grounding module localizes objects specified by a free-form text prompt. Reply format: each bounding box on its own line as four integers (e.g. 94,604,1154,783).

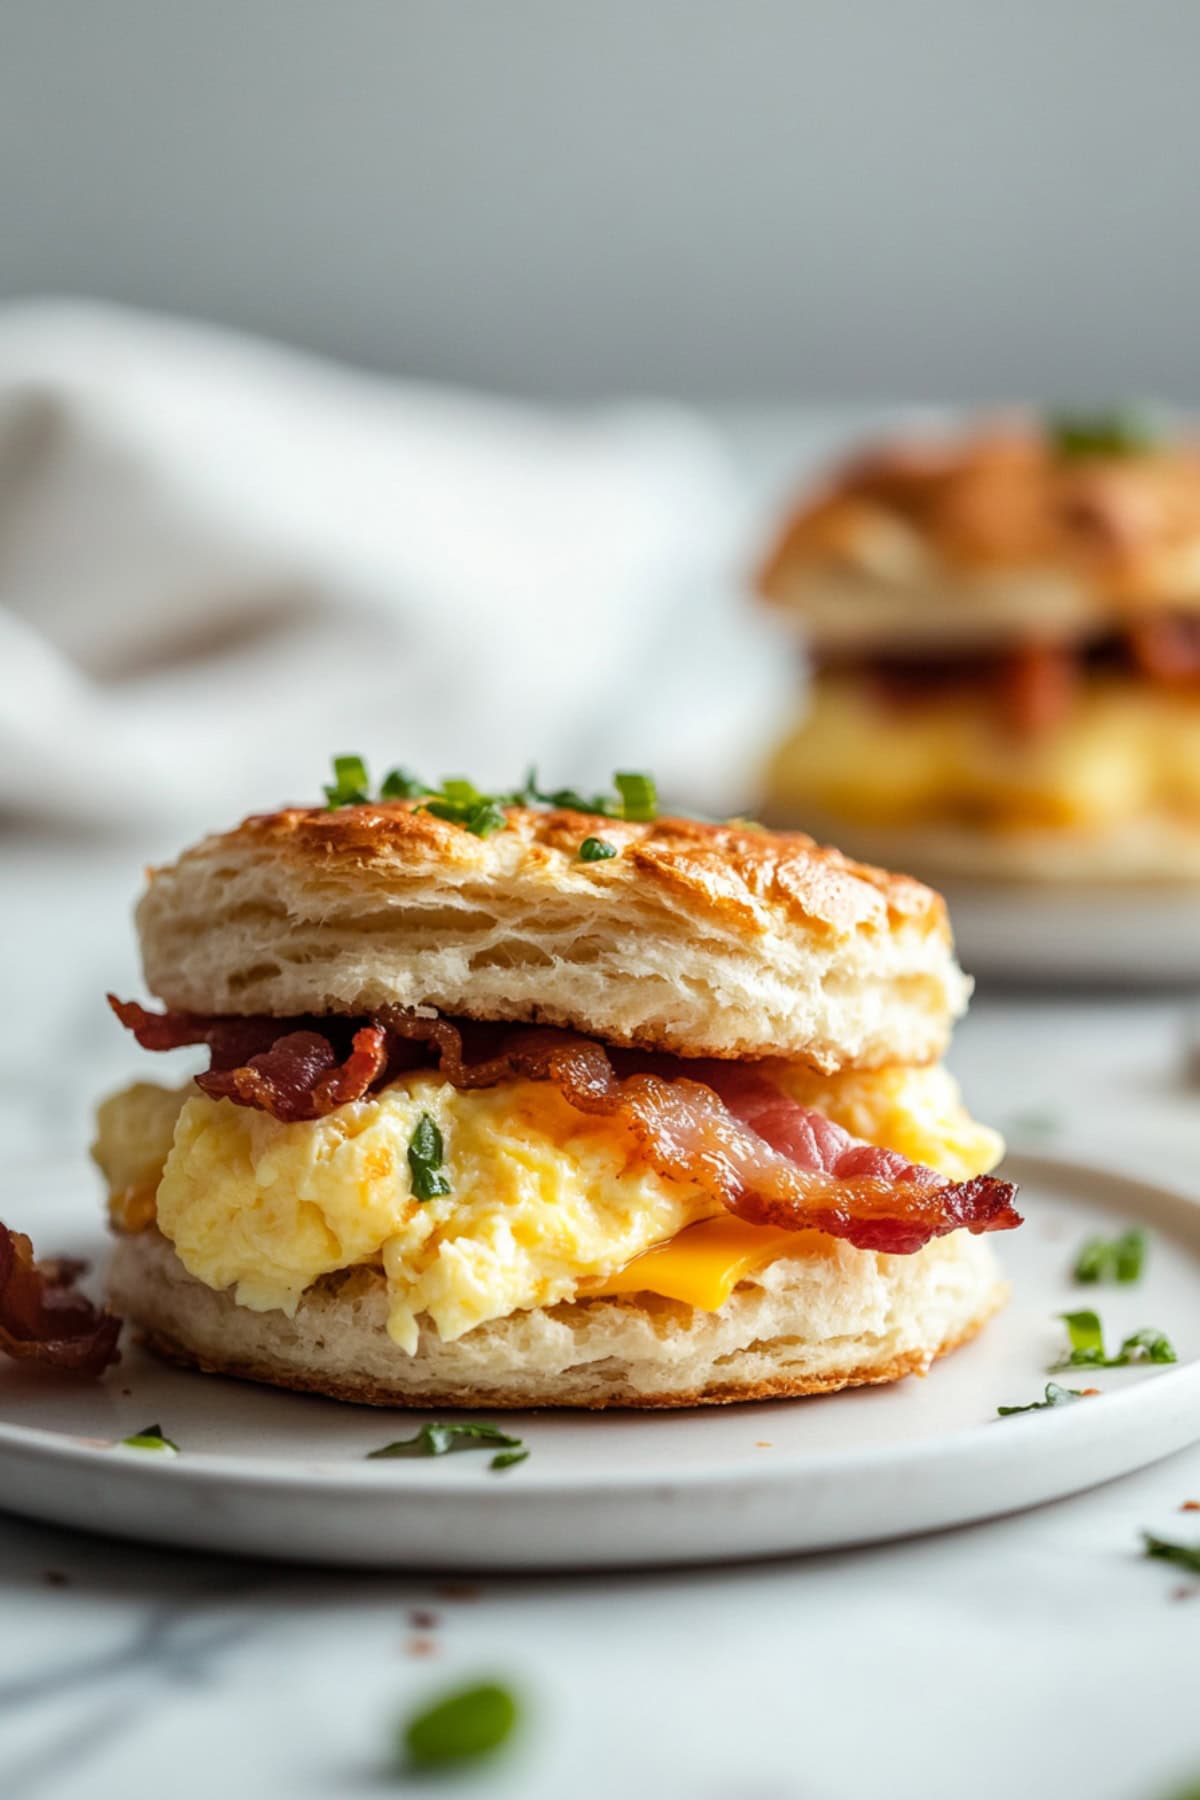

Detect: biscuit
109,1226,1006,1409
136,803,970,1072
759,424,1200,653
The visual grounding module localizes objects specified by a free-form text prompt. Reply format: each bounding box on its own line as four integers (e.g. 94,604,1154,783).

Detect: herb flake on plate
1051,1309,1176,1371
367,1421,524,1460
1073,1227,1147,1285
120,1423,179,1454
997,1381,1094,1416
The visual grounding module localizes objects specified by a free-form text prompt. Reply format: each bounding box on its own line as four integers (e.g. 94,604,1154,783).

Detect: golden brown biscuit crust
224,802,940,935
136,801,967,1069
760,423,1200,647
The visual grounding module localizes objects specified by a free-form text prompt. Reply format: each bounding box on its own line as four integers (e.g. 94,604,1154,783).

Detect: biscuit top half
135,799,969,1073
759,419,1200,654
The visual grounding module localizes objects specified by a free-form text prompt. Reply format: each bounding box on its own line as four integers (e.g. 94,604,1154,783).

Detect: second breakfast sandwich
94,766,1020,1408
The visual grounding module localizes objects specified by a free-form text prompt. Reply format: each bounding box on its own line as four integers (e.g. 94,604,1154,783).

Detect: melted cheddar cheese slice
586,1217,830,1310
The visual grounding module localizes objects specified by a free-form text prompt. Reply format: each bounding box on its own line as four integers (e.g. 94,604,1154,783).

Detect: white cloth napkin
0,301,790,840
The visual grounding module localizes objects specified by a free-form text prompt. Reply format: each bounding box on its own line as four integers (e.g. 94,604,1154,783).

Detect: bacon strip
110,999,1020,1256
109,996,399,1124
0,1225,121,1374
377,1020,1021,1255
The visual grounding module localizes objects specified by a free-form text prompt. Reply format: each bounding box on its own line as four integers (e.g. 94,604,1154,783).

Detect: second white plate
1,1152,1198,1569
943,882,1200,985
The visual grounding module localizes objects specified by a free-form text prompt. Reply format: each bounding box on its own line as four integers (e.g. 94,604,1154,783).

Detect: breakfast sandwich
92,765,1020,1409
757,413,1200,882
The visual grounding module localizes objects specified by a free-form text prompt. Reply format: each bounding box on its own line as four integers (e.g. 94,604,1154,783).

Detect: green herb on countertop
1051,1310,1176,1371
400,1680,520,1769
1073,1227,1147,1285
1142,1532,1200,1576
490,1448,530,1472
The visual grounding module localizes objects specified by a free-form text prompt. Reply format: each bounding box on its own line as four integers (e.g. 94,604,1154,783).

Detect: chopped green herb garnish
1142,1532,1200,1576
997,1381,1092,1416
516,767,658,822
1073,1227,1147,1285
367,1421,523,1460
614,770,658,821
423,794,508,837
323,758,662,833
380,765,427,799
120,1423,179,1454
323,754,371,809
401,1680,519,1769
1051,1309,1177,1371
578,836,617,863
407,1113,451,1202
1048,409,1158,460
490,1448,530,1472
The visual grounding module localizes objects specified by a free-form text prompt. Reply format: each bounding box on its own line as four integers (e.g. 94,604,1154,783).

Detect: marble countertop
2,838,1199,1800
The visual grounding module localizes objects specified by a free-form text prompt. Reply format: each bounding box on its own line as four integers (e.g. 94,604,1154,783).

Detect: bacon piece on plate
0,1225,121,1375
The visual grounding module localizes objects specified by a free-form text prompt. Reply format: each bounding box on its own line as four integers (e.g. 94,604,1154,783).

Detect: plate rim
1,1151,1199,1498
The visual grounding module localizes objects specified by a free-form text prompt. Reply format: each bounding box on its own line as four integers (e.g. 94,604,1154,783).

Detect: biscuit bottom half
108,1226,1006,1409
95,1059,1008,1408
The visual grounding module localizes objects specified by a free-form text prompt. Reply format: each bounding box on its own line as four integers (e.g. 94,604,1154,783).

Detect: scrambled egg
93,1064,1001,1348
767,673,1200,830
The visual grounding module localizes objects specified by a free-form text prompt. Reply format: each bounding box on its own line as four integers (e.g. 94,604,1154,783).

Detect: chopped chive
120,1423,179,1454
614,770,657,821
401,1680,519,1768
368,1421,523,1459
1142,1532,1200,1575
997,1381,1093,1416
1051,1310,1177,1371
490,1448,530,1472
578,836,617,863
407,1113,451,1201
1047,409,1158,460
380,766,428,799
323,753,371,809
1073,1227,1147,1285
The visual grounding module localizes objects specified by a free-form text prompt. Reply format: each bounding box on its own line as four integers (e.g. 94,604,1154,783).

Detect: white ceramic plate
1,1153,1198,1569
941,883,1200,986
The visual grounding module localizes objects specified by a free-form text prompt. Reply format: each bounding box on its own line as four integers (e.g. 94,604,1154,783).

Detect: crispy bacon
109,996,400,1124
1127,612,1200,686
0,1225,121,1375
110,1000,1020,1256
377,1022,1021,1254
